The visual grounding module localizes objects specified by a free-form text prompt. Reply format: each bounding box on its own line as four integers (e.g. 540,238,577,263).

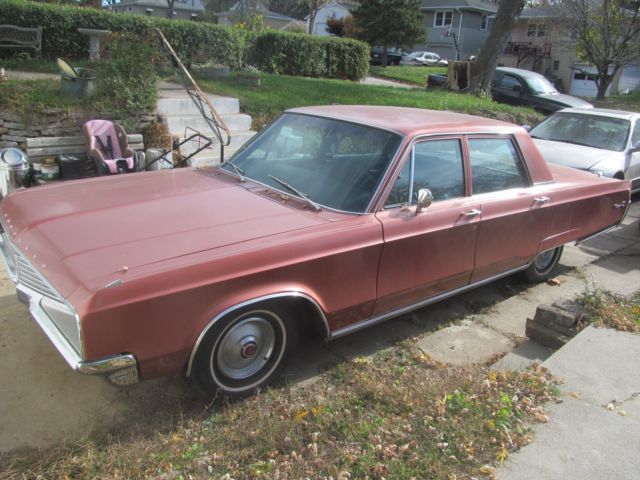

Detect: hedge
0,0,370,80
250,31,369,81
0,0,246,69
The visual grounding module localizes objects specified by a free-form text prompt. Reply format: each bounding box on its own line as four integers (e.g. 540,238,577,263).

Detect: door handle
534,196,550,203
461,209,481,217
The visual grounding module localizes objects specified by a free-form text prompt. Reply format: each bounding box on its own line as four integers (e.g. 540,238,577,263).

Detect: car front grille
14,251,63,301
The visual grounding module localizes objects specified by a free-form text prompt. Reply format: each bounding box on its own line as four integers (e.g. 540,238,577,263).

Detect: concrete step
156,95,240,116
163,113,252,136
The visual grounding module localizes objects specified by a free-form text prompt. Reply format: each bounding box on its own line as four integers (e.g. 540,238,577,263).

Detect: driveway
1,202,639,453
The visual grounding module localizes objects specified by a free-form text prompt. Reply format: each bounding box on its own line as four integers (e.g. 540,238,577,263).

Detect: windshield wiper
221,159,245,182
268,174,321,211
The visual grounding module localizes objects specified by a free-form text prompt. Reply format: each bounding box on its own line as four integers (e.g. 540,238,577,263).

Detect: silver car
400,51,448,67
529,108,640,192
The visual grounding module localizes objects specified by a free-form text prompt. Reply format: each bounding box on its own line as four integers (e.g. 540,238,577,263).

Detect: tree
553,0,640,100
352,0,425,66
166,0,176,18
306,0,332,34
470,0,526,92
326,14,361,37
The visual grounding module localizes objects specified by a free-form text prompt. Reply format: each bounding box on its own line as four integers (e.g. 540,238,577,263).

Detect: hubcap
535,249,556,271
215,317,276,380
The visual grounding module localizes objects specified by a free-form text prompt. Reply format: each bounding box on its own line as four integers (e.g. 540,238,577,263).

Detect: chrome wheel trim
535,248,556,272
209,310,286,392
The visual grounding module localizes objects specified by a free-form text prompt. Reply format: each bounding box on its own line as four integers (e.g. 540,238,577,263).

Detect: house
417,0,497,60
308,1,355,36
215,2,301,30
108,0,205,20
500,7,640,97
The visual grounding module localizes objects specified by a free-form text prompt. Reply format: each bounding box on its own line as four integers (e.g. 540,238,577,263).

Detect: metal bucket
144,149,173,171
60,68,96,98
0,148,30,198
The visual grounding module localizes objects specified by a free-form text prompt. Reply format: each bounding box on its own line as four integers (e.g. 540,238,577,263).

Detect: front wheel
193,305,297,398
523,246,564,283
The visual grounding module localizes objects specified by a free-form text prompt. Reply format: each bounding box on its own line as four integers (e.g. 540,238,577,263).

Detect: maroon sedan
0,106,630,396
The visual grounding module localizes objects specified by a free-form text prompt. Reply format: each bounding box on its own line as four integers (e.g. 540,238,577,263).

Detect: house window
527,23,546,38
480,14,488,30
145,8,153,15
434,10,453,27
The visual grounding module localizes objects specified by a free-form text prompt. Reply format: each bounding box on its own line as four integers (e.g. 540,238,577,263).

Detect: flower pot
195,65,230,79
237,73,260,87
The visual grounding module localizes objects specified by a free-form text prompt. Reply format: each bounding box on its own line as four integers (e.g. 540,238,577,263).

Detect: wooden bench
25,134,144,163
0,25,42,58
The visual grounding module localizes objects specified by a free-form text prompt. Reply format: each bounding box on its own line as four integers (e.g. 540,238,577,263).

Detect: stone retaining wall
0,110,157,149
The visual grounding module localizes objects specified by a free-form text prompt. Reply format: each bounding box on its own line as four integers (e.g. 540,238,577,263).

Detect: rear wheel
193,305,297,398
523,246,563,283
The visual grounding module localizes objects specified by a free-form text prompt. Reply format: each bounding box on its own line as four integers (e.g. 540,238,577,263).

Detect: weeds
1,342,558,480
577,280,640,332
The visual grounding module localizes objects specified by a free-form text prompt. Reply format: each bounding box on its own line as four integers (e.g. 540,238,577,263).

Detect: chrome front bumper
15,281,140,386
0,226,139,386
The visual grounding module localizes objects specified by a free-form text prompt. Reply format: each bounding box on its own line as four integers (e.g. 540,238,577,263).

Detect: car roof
556,107,640,120
286,106,520,136
496,67,546,79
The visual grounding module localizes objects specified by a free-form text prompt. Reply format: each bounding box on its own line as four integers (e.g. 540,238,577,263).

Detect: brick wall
0,110,157,149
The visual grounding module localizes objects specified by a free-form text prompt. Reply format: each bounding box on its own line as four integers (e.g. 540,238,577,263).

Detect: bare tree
470,0,526,93
553,0,640,100
166,0,177,18
306,0,331,34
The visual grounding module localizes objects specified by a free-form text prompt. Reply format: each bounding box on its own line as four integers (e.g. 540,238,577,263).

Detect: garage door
570,71,613,97
619,64,640,93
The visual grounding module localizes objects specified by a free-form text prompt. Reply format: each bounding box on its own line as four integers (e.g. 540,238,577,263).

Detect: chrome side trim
575,225,618,245
186,291,329,377
329,264,529,340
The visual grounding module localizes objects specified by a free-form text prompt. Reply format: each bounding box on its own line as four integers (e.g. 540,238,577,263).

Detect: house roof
420,0,497,13
519,7,553,19
216,1,297,22
113,0,205,12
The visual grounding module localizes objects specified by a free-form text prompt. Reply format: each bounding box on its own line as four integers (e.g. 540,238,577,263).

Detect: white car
400,51,448,67
529,108,640,192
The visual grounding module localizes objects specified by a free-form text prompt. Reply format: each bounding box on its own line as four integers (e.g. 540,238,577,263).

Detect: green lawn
369,65,448,86
198,72,542,129
0,79,89,114
593,92,640,112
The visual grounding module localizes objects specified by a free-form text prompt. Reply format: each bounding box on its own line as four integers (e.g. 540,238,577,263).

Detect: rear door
374,138,480,315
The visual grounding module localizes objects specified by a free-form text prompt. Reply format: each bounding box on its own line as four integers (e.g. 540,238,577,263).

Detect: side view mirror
416,188,433,213
631,141,640,153
522,125,532,132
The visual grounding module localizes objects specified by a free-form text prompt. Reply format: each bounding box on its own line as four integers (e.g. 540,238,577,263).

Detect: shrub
249,31,369,80
0,0,246,68
94,33,158,123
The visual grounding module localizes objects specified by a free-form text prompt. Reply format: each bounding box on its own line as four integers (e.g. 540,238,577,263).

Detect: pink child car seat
83,120,135,175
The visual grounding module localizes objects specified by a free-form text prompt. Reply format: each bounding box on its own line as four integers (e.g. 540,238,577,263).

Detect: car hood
535,93,593,109
1,169,331,297
533,138,622,171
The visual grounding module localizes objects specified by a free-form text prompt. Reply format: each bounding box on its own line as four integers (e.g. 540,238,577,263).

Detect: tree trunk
470,0,526,93
166,0,176,19
308,10,316,34
595,63,619,101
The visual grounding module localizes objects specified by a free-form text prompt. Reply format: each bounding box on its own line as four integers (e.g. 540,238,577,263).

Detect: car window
226,113,402,213
468,138,529,194
632,121,640,147
529,113,631,152
499,74,522,90
385,139,465,206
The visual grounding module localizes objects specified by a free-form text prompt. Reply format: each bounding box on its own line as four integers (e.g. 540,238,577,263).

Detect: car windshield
409,51,424,57
525,76,558,94
530,112,630,152
222,113,403,213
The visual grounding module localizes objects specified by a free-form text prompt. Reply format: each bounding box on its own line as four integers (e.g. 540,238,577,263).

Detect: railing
155,28,231,163
503,41,552,66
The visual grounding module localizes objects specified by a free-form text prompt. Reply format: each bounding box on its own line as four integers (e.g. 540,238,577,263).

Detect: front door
374,138,480,315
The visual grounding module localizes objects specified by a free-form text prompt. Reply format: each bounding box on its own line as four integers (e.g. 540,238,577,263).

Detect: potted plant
193,62,230,79
237,65,261,87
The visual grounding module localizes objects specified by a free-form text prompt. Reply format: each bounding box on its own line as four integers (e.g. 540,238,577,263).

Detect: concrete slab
360,76,416,88
543,326,640,406
606,222,640,241
582,254,640,296
498,397,640,480
416,320,515,365
559,244,601,269
499,326,640,480
578,234,637,256
491,340,553,371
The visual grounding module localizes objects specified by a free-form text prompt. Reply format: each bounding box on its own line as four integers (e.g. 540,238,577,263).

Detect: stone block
525,303,587,349
0,141,18,148
525,320,571,349
1,135,25,142
4,122,25,130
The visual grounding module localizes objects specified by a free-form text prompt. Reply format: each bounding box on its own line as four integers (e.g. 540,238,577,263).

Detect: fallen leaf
606,403,615,411
479,464,496,475
535,413,549,423
570,391,581,400
546,277,564,286
294,410,309,422
618,410,627,416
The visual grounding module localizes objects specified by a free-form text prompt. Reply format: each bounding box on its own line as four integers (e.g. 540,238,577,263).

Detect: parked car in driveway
401,51,448,66
529,108,640,192
370,47,404,65
0,106,630,397
491,67,593,113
